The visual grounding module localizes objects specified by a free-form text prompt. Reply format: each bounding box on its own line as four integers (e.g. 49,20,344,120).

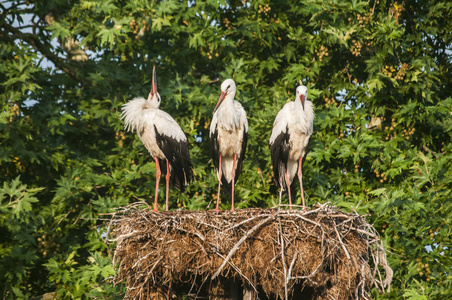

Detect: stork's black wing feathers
210,124,220,172
154,125,193,192
302,136,311,166
270,126,291,190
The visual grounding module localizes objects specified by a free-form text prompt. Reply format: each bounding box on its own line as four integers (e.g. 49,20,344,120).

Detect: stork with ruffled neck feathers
121,67,193,212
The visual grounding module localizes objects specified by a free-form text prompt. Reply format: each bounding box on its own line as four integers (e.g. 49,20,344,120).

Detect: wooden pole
243,283,256,300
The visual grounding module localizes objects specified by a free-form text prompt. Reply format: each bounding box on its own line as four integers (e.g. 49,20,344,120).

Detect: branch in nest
212,215,273,279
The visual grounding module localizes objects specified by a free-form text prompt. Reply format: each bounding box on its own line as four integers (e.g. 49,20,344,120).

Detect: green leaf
368,188,386,196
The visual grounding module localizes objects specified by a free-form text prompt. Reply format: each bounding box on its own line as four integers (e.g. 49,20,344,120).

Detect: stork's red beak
150,66,157,97
214,91,226,113
300,94,305,110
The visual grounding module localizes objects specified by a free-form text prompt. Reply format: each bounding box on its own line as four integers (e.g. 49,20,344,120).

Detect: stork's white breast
138,127,165,159
288,130,309,161
217,126,245,157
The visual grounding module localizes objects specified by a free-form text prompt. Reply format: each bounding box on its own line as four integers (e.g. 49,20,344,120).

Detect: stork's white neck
223,92,235,106
216,96,242,131
146,92,161,109
294,96,303,109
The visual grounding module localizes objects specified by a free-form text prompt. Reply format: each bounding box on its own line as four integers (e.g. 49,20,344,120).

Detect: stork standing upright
210,79,248,212
121,67,193,212
269,85,314,210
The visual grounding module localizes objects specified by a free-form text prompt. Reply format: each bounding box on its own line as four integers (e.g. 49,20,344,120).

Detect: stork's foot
207,208,222,214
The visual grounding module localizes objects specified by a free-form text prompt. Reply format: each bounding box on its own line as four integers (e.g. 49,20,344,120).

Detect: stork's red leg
298,157,306,211
231,153,237,212
165,159,170,211
285,169,292,210
216,155,222,212
153,157,161,212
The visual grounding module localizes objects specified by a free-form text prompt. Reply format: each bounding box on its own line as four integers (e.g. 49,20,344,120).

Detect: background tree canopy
1,0,451,298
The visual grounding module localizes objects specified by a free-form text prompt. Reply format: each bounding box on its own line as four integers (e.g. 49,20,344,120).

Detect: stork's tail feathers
158,158,193,193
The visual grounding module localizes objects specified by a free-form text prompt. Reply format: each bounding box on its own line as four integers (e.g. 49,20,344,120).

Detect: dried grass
109,203,392,299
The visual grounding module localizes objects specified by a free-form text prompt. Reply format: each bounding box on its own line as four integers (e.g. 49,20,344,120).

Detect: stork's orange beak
214,91,226,113
300,94,305,110
150,66,157,96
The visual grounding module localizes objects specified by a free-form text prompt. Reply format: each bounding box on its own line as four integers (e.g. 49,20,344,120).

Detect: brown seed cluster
223,17,232,29
129,18,150,39
387,118,415,140
206,51,219,60
201,43,218,60
401,127,416,140
383,67,396,79
116,131,126,147
374,169,388,182
324,96,336,108
382,64,407,80
388,118,398,131
395,63,409,80
351,40,362,56
258,4,271,15
315,45,329,61
356,13,372,27
129,18,139,33
8,101,20,122
389,2,404,24
380,223,389,233
37,233,63,257
415,256,432,281
10,102,20,115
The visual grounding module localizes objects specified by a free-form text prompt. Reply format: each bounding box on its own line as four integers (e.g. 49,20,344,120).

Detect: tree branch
2,21,89,85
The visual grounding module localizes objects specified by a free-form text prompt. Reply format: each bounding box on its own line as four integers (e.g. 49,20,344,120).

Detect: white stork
269,85,314,210
121,66,193,212
210,79,248,212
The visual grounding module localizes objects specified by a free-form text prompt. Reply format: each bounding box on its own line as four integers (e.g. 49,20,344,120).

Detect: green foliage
1,0,451,298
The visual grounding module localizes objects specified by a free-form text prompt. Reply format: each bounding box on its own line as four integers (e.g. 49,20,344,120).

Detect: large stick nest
110,203,392,299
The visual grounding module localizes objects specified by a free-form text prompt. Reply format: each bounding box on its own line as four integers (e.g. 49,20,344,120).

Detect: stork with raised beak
269,85,314,210
210,79,248,212
121,67,193,212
